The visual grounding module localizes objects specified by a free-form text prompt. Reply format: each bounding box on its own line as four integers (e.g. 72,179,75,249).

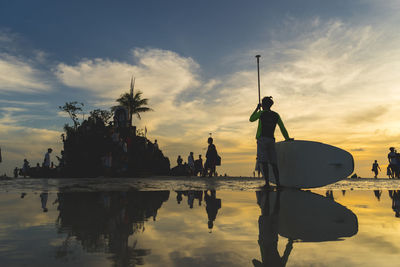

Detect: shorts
257,137,277,164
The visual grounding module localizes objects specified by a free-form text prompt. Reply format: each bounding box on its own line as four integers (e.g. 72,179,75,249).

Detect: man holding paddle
250,96,292,188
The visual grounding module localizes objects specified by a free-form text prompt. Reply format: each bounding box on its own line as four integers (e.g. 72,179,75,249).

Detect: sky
1,0,400,177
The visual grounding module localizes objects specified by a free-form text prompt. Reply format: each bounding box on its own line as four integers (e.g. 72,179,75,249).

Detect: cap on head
262,96,274,108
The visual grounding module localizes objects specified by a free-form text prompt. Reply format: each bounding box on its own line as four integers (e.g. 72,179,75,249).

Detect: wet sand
0,176,399,192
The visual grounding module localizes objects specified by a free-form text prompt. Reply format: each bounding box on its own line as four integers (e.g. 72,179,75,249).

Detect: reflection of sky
0,190,400,266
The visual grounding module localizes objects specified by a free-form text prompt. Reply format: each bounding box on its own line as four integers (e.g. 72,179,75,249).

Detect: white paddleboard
258,189,358,242
269,140,354,188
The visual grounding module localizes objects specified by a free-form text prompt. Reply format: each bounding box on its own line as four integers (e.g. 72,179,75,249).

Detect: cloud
0,99,47,106
344,106,388,125
0,31,52,94
0,54,51,93
55,48,200,101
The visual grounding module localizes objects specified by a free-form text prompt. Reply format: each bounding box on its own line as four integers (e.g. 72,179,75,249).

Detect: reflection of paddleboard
269,140,354,188
266,189,358,242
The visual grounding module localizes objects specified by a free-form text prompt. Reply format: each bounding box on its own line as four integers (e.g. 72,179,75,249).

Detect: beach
0,178,400,266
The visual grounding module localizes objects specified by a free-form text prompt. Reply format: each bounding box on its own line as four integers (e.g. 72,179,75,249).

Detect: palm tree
112,90,152,126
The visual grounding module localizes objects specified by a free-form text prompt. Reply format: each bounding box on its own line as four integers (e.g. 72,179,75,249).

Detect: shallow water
0,179,400,266
1,177,400,193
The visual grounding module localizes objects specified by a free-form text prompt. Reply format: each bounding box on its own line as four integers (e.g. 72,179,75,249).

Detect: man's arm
249,104,262,122
277,116,291,141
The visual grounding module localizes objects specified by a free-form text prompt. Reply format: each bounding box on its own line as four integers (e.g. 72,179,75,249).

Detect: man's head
208,137,213,144
262,96,274,110
390,147,395,152
48,148,52,153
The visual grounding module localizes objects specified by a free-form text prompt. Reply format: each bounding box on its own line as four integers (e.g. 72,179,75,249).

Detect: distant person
154,139,159,150
372,160,381,178
13,167,18,178
194,155,203,176
177,155,183,166
56,150,65,168
203,137,219,177
253,190,293,267
188,152,195,175
388,147,399,178
22,159,30,178
249,96,292,187
387,165,394,179
43,148,52,168
255,157,261,178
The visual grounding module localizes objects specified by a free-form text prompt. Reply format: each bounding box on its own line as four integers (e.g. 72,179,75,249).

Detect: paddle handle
256,55,261,104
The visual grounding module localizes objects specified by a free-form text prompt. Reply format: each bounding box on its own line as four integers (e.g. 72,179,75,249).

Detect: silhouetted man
250,97,292,187
372,160,381,178
44,148,52,168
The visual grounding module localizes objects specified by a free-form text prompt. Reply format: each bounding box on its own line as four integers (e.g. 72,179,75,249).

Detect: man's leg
260,161,270,186
272,164,280,187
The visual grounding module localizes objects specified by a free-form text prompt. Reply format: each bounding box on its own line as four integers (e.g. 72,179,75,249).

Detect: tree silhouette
112,91,152,126
59,101,84,130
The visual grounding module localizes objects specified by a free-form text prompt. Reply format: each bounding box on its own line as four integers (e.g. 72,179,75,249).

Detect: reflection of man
204,190,221,231
253,190,293,267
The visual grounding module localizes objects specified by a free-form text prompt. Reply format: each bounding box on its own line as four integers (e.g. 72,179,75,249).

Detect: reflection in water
204,190,221,231
174,190,221,231
325,190,334,200
4,189,400,266
374,190,382,201
253,190,292,267
253,189,358,266
54,191,169,266
389,190,400,217
40,192,48,212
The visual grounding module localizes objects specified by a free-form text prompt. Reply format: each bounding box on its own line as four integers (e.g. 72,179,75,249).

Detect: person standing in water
372,160,381,178
250,96,292,187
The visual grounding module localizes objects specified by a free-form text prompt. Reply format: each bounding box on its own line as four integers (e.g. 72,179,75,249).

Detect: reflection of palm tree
112,91,152,126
